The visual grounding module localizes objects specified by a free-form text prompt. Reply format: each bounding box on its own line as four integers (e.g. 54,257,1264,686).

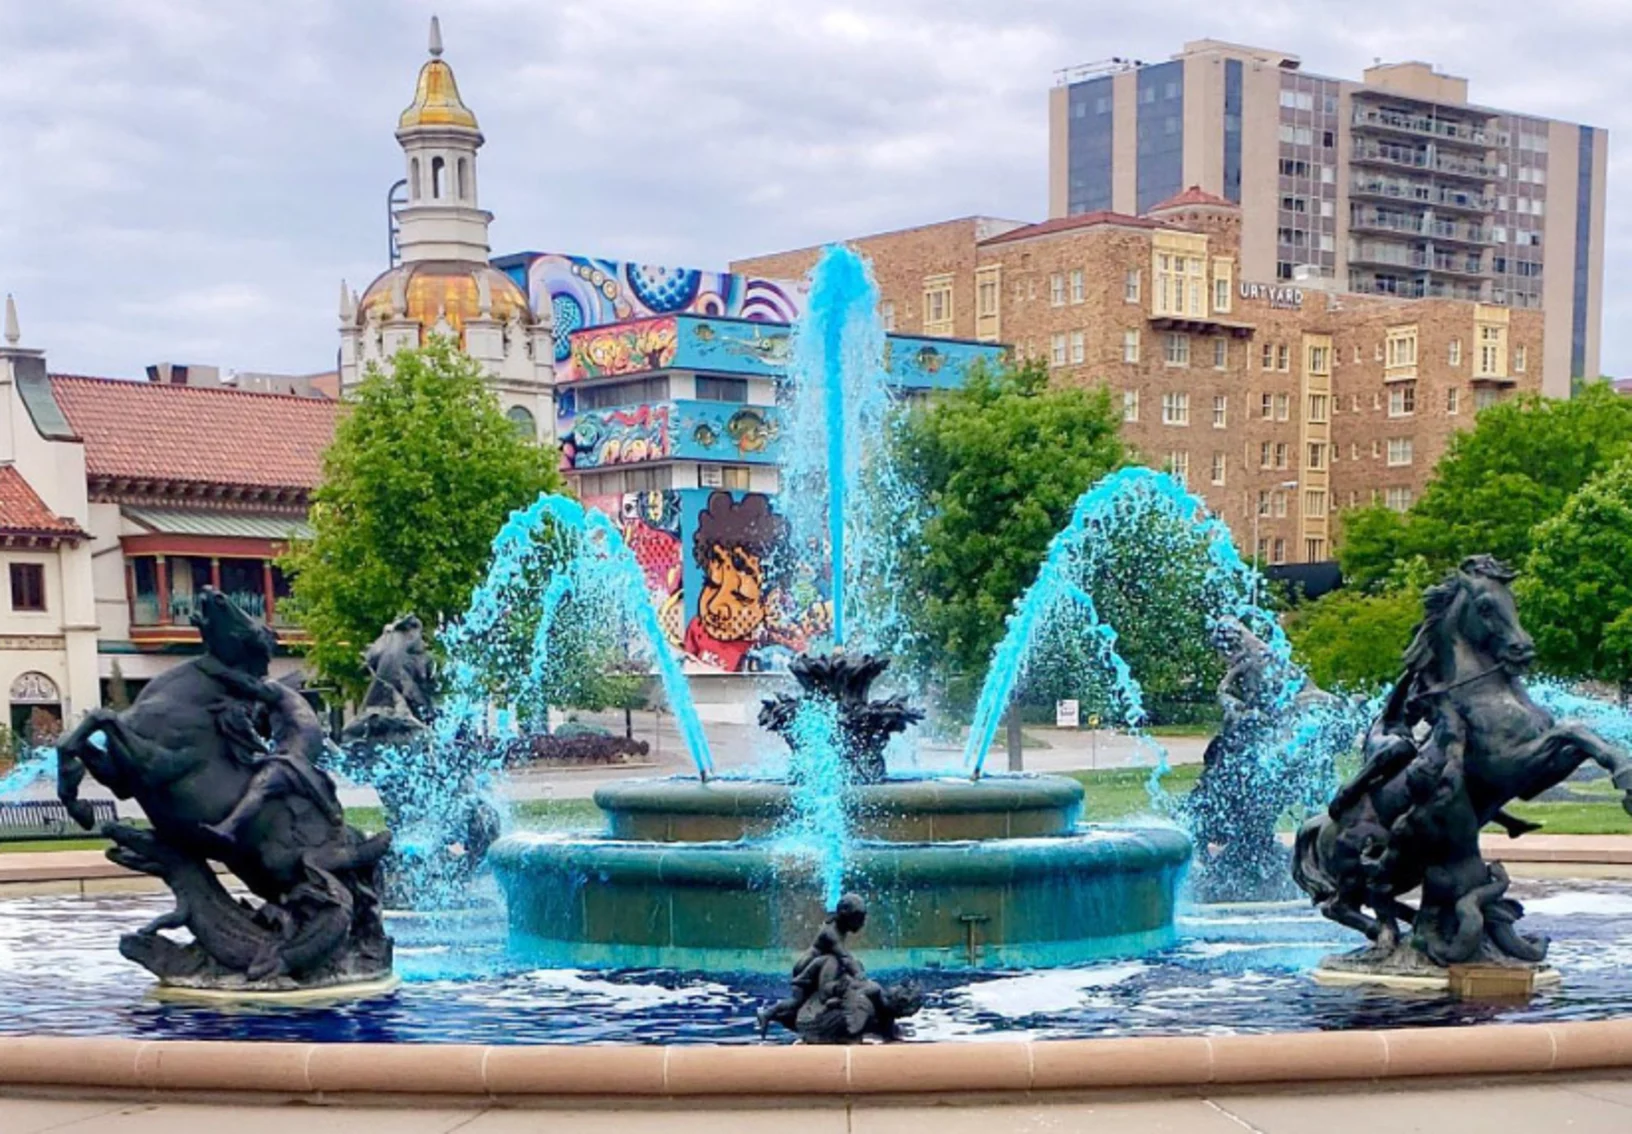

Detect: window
1373,439,1382,458
1307,443,1326,470
1123,390,1139,422
1274,491,1289,518
1277,345,1291,372
1385,326,1419,370
1213,395,1227,428
880,301,896,331
1257,490,1271,516
1260,393,1274,420
1387,438,1414,467
1476,322,1508,378
976,277,999,319
696,376,749,402
1514,345,1528,373
1051,333,1068,367
1164,333,1191,366
506,404,537,438
1212,259,1233,313
1386,486,1414,512
1259,442,1272,469
1256,537,1270,562
1307,345,1330,375
720,465,752,490
457,157,469,200
9,563,44,612
1050,272,1066,307
1476,387,1503,411
578,375,670,409
1305,490,1327,518
1449,339,1462,366
1261,343,1275,370
1211,452,1226,486
1125,270,1141,302
409,157,421,200
1447,387,1460,415
1351,442,1360,460
1273,538,1287,565
1307,394,1328,422
1070,269,1085,305
923,275,954,335
1388,383,1416,417
1305,538,1327,562
1274,393,1290,421
1070,331,1086,365
1162,392,1190,425
430,155,445,198
1274,442,1289,469
1122,329,1141,363
1167,451,1190,487
1213,338,1228,369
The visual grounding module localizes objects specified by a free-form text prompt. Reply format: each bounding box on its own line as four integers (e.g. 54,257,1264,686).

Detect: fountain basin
594,774,1088,842
492,773,1189,973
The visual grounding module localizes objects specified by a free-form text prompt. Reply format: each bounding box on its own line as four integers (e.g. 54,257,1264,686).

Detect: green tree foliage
1516,457,1632,692
895,357,1127,705
283,337,564,698
1339,385,1632,585
1285,587,1423,691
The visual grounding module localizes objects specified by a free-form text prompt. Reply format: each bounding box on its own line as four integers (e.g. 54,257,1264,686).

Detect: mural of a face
683,491,786,671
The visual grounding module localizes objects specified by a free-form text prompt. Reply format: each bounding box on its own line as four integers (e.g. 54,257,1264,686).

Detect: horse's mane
1400,555,1517,676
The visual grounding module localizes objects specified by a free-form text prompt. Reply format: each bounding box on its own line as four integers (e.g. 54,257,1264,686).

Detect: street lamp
1251,479,1301,609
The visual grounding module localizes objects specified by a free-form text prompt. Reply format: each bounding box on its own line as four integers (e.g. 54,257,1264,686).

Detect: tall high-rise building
1047,41,1607,395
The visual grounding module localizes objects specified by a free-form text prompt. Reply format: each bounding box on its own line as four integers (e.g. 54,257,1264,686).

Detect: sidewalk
5,1076,1632,1133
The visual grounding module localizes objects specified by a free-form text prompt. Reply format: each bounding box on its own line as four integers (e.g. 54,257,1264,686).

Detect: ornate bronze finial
428,15,444,58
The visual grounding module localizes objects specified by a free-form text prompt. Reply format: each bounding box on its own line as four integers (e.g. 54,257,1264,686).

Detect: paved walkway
6,1076,1632,1132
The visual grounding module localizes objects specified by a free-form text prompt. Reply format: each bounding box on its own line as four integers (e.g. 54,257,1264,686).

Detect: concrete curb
1,1021,1630,1100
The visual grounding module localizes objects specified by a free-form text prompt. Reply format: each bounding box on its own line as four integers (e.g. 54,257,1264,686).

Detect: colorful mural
569,316,679,381
673,402,783,463
571,404,671,468
499,253,807,367
884,334,1010,390
618,491,684,647
680,490,831,673
685,318,792,377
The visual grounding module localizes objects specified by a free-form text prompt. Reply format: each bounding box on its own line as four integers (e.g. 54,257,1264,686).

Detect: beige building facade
1047,42,1605,397
734,190,1542,566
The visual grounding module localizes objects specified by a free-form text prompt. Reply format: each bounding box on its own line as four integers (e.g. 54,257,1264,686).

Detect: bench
0,798,118,842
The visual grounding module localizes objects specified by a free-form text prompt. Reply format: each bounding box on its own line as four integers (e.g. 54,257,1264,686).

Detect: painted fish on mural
692,421,720,449
916,345,944,373
725,408,777,455
718,328,792,368
691,323,716,342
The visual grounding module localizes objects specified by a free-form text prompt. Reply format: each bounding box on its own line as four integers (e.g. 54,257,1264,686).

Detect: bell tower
393,16,491,264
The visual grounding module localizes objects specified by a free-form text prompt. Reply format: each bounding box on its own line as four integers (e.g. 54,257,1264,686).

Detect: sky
2,0,1630,379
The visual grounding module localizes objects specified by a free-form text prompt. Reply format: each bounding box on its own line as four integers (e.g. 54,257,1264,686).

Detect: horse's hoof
1621,792,1632,819
65,800,97,830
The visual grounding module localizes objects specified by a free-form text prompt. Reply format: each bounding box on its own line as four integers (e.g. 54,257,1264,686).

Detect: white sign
1055,699,1081,728
1238,281,1305,310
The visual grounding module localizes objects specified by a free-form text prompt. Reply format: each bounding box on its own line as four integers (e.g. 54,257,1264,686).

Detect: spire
3,295,17,346
429,15,443,58
339,279,356,322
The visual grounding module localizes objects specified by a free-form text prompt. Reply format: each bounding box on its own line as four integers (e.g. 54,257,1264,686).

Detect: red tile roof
978,211,1169,246
0,466,87,540
1148,186,1238,211
48,375,340,492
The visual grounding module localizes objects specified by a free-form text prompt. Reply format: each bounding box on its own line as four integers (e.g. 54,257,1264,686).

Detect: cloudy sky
2,0,1629,378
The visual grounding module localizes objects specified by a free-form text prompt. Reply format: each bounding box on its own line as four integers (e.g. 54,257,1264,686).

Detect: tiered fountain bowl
489,773,1191,973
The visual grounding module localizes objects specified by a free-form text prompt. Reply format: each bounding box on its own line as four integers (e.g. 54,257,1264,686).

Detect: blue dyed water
773,698,850,907
4,881,1631,1042
0,748,56,799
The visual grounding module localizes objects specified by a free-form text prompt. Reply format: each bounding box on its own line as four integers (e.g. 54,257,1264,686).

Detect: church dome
355,262,530,341
397,17,479,133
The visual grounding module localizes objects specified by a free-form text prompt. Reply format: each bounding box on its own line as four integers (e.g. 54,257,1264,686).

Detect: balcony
1349,242,1429,271
127,553,298,641
1428,254,1488,279
1425,220,1492,246
1350,209,1427,237
1351,107,1492,150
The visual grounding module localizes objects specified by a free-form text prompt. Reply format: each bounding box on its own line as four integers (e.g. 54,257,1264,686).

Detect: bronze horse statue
1294,556,1632,967
55,587,391,986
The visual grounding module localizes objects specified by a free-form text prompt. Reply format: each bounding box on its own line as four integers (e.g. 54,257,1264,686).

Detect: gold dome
399,57,479,132
356,263,529,343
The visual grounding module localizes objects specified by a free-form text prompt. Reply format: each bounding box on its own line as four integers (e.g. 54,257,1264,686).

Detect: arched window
506,405,537,439
457,158,469,200
409,158,421,200
431,156,446,199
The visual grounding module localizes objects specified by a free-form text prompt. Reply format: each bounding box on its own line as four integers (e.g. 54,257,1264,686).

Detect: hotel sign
1239,282,1305,310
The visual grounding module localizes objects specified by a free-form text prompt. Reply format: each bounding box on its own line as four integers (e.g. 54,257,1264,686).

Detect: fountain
487,246,1191,972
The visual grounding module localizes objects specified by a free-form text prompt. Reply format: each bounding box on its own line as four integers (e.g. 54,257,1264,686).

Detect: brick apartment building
733,190,1542,566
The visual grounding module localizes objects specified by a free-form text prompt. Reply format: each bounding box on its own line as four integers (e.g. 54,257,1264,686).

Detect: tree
283,337,565,697
1341,385,1632,585
1516,457,1632,695
1284,587,1422,691
895,357,1126,705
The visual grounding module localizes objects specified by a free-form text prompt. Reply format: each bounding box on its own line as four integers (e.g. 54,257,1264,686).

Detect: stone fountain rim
592,772,1087,817
0,1018,1628,1099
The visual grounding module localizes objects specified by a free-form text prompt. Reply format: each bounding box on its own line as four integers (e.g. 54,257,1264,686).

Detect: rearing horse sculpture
1295,556,1632,969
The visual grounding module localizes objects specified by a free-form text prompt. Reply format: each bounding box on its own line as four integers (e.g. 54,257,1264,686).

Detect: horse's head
192,586,277,677
1403,555,1534,680
363,613,436,720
